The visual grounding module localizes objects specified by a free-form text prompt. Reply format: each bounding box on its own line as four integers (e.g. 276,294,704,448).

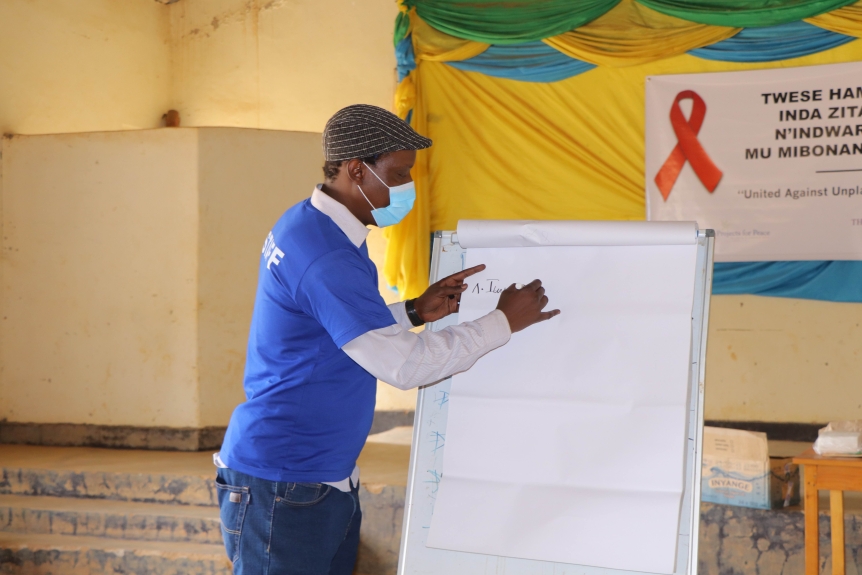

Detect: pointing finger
439,284,468,296
448,264,486,281
538,309,561,321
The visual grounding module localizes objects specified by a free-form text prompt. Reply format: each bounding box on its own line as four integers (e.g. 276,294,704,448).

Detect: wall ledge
0,422,227,452
0,411,418,452
704,420,823,442
0,417,816,451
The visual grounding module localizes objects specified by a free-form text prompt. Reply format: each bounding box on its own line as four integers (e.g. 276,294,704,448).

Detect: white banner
646,61,862,262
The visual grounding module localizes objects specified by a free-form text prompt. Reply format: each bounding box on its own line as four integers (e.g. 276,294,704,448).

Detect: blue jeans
216,467,362,575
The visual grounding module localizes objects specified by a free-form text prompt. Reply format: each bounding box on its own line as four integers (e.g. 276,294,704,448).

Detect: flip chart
426,221,699,574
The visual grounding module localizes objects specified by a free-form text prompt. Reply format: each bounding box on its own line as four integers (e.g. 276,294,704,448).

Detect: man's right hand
495,280,560,333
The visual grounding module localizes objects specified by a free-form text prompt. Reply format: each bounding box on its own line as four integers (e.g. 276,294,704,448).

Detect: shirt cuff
388,301,415,331
475,309,512,350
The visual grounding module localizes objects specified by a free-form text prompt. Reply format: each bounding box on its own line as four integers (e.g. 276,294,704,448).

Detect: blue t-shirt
219,199,397,483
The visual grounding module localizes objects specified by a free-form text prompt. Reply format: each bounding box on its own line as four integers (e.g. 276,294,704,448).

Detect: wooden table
793,449,862,575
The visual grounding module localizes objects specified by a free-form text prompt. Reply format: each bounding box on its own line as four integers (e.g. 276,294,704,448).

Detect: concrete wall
164,0,412,414
158,0,861,423
0,0,397,135
706,295,862,423
196,129,321,426
367,229,419,412
0,0,412,419
0,128,322,428
0,0,170,135
1,131,200,427
168,0,399,133
0,0,856,427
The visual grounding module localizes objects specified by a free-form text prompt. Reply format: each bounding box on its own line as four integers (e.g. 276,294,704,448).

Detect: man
215,104,559,575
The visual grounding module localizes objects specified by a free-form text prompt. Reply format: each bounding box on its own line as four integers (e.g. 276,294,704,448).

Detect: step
0,531,230,574
0,445,218,506
0,442,411,574
0,494,221,545
0,442,410,507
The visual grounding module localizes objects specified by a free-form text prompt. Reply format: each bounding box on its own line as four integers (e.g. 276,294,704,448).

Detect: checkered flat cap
323,104,432,162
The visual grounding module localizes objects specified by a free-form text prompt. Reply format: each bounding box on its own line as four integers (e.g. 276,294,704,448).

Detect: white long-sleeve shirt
312,187,512,392
216,186,511,491
346,299,510,390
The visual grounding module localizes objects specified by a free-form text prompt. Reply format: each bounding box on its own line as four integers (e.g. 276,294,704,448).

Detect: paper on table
457,220,698,248
426,242,698,574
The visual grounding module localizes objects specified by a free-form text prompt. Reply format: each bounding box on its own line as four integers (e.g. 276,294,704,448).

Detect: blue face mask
357,162,416,228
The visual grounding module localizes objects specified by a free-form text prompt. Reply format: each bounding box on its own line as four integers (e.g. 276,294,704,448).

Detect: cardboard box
701,426,800,509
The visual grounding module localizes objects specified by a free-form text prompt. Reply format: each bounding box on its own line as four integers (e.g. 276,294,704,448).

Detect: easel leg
804,466,819,575
830,490,844,575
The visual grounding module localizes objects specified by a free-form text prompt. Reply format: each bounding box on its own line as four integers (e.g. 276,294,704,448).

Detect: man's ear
345,159,364,184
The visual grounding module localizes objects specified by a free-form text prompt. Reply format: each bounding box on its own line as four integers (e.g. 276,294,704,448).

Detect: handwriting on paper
430,431,445,454
471,278,505,294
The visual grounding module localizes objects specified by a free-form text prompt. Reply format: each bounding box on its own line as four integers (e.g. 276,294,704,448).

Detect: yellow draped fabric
394,75,415,119
807,0,862,36
384,68,433,295
411,12,489,62
385,39,862,298
544,0,739,67
395,12,489,118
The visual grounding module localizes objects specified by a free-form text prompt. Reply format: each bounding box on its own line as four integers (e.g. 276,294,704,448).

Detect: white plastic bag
813,420,862,456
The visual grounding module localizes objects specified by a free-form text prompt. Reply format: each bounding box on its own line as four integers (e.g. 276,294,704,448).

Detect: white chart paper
426,236,698,574
457,220,698,248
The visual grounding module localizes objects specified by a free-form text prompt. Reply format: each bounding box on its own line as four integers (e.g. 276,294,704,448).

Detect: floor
0,435,411,575
3,432,862,574
0,436,411,486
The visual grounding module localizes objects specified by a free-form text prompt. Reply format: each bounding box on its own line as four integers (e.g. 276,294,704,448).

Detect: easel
397,228,715,575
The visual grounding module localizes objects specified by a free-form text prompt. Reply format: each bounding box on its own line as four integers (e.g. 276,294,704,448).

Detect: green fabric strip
635,0,859,27
403,0,621,44
394,11,411,47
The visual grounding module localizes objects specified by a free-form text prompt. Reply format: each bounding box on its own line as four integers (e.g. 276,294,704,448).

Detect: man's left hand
412,264,486,324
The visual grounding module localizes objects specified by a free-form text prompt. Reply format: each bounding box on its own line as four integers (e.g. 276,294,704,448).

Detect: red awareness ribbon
654,90,723,201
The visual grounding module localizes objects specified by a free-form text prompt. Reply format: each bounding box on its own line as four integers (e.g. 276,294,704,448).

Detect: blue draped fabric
689,21,855,62
396,23,862,302
438,22,855,83
448,42,596,82
713,261,862,302
397,36,416,82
